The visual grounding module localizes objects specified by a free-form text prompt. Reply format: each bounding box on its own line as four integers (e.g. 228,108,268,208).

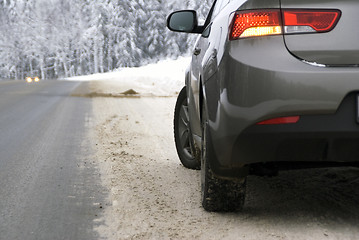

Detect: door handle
194,48,201,56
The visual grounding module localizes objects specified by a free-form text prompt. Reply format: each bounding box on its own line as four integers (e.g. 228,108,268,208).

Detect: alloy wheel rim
178,98,193,159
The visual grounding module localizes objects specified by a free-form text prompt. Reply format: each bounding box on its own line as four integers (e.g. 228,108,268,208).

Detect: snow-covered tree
0,0,212,79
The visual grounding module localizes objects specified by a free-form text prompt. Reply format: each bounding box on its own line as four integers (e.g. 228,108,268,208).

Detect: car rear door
281,0,359,66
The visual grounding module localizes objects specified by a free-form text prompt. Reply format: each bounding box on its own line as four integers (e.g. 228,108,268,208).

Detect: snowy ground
66,57,190,97
68,58,359,239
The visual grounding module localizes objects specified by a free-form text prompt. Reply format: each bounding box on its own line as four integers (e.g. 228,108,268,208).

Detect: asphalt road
0,80,106,240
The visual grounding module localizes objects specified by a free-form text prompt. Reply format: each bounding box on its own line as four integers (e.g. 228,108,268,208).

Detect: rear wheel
174,87,200,170
201,104,246,212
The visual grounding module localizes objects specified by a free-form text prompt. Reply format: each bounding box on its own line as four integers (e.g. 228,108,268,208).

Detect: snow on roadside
65,57,190,96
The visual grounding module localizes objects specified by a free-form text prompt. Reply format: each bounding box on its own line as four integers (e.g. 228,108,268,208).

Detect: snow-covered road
85,78,359,240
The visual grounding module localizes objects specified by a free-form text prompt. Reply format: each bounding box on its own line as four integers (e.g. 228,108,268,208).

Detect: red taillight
257,116,300,125
230,10,282,40
230,9,341,39
283,10,341,33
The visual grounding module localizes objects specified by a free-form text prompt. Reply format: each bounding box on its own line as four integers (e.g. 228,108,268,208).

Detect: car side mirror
167,10,202,34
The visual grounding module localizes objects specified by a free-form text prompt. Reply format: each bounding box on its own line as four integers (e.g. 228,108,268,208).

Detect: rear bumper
234,93,359,165
209,92,359,178
204,35,359,177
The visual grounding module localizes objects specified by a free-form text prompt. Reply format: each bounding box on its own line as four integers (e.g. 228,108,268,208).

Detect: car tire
201,103,246,212
174,87,200,170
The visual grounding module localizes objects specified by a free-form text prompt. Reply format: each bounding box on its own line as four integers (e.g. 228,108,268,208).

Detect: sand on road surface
83,80,359,240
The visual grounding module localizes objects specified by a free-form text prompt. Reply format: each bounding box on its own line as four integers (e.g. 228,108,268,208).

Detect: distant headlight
26,77,32,83
34,77,40,82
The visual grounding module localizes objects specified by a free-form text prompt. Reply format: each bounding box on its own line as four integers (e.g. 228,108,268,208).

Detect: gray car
169,0,359,212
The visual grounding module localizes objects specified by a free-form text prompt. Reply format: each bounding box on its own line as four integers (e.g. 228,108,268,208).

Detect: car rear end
209,0,359,176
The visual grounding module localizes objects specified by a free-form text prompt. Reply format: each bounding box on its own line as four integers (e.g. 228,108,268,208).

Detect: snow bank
66,57,191,96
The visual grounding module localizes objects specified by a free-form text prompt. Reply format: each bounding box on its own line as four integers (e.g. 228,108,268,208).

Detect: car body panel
281,0,359,65
238,0,280,10
211,36,359,170
187,0,283,146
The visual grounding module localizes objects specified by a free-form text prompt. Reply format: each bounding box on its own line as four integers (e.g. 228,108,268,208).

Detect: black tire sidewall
201,103,246,212
201,103,213,208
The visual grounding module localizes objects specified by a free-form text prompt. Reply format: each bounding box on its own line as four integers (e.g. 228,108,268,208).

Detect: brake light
257,116,300,125
283,10,341,34
230,10,282,40
230,9,341,40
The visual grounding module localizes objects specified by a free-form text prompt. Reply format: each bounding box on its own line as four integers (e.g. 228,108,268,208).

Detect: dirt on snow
85,80,359,240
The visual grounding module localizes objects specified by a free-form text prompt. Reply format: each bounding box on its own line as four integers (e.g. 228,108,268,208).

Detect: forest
0,0,211,80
